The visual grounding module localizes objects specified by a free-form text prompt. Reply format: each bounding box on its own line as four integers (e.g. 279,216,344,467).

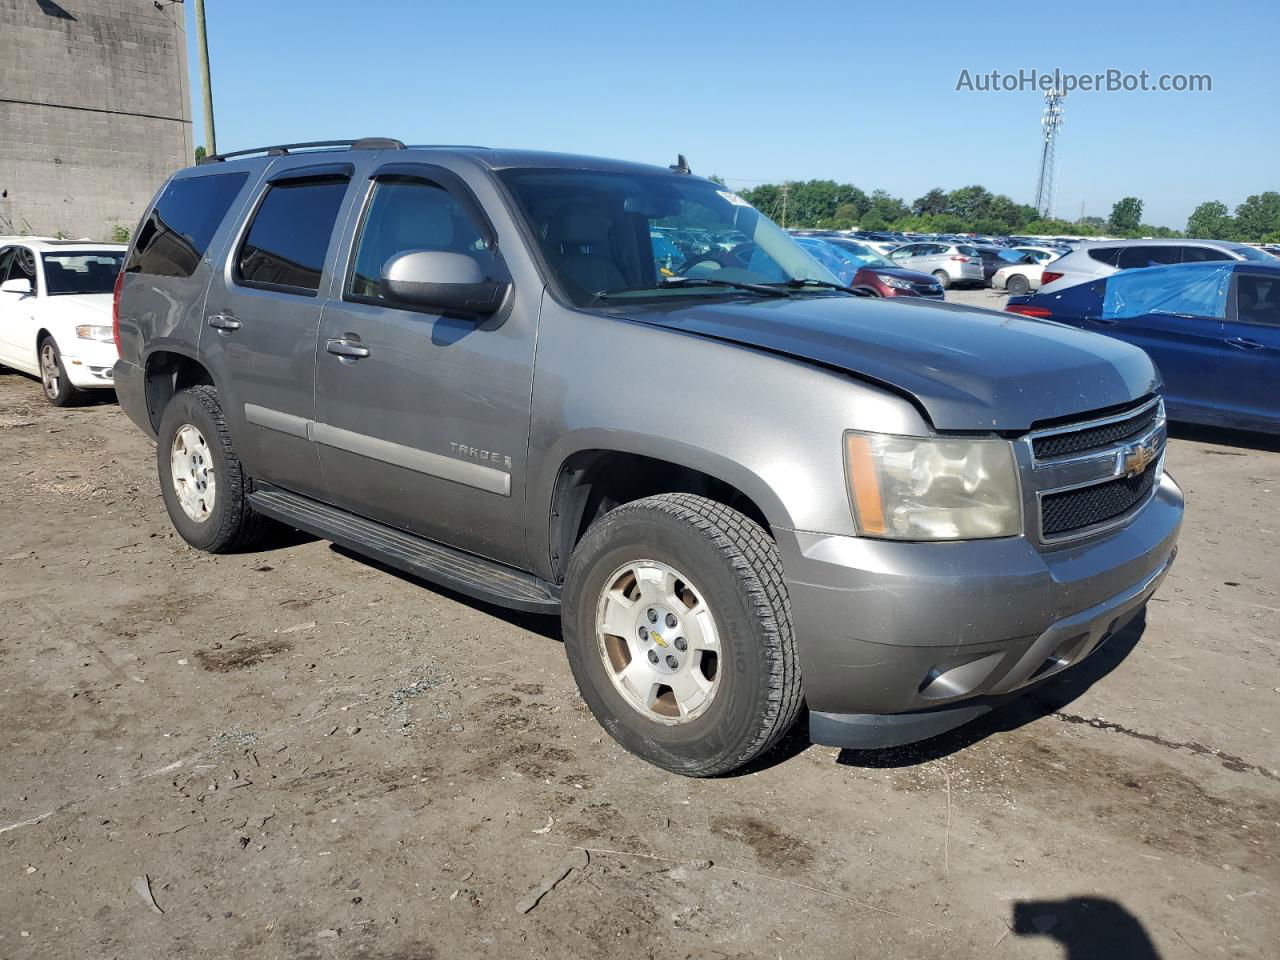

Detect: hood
44,293,113,319
617,295,1158,431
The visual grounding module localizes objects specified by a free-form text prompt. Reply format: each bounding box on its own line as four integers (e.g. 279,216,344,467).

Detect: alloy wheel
169,424,217,522
595,559,721,724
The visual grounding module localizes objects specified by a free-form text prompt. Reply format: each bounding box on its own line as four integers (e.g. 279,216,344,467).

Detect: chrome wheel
39,342,61,401
595,560,721,724
169,424,217,523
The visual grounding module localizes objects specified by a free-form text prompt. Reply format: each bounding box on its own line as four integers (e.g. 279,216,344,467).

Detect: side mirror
381,251,508,315
1,278,33,295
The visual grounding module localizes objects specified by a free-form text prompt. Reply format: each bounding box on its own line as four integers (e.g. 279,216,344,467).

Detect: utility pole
780,183,789,229
193,0,216,155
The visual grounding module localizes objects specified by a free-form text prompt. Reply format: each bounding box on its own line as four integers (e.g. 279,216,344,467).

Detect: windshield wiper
595,276,792,302
777,278,870,297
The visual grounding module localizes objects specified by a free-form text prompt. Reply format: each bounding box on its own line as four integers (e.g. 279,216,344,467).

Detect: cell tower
1033,88,1066,219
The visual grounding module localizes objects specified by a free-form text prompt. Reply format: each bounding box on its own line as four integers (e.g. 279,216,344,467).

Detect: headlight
876,274,914,291
75,324,114,341
845,431,1021,540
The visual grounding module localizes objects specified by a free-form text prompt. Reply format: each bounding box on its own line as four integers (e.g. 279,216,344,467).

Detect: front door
313,164,537,568
0,246,38,371
200,163,356,501
1218,272,1280,428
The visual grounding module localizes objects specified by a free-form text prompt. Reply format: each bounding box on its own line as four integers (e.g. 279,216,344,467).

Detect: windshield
498,169,839,305
42,252,124,295
826,239,894,269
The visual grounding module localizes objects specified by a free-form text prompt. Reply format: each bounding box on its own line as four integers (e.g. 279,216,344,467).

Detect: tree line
727,179,1279,242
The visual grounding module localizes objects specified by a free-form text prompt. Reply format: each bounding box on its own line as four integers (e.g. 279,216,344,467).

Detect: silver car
1038,238,1274,294
887,241,986,289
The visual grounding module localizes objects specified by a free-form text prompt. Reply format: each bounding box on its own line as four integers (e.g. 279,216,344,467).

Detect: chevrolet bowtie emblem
651,632,668,648
1120,439,1157,478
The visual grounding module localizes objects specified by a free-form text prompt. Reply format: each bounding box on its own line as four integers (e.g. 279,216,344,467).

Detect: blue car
1006,261,1280,434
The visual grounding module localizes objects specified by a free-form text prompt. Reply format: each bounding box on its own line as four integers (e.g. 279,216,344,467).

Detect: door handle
326,338,371,361
1226,337,1264,350
207,312,241,332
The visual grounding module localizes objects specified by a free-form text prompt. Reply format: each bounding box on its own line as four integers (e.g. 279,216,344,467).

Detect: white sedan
991,248,1064,295
0,240,125,405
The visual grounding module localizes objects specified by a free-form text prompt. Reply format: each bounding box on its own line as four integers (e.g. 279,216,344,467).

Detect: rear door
200,160,358,500
1093,266,1228,420
312,162,537,567
1218,272,1280,428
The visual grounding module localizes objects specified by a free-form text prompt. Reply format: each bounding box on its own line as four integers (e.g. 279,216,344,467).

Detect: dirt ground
2,339,1277,960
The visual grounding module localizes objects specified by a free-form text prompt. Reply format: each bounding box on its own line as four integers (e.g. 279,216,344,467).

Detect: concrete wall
0,0,192,241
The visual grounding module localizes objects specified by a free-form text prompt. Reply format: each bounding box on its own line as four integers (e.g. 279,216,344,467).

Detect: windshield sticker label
717,190,752,208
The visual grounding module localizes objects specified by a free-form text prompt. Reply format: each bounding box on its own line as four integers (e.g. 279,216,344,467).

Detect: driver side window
348,177,490,302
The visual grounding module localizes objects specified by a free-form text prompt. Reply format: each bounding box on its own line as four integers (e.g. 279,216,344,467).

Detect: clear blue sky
187,0,1275,229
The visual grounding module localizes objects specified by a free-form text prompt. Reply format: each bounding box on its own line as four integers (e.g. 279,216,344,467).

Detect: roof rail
197,138,405,166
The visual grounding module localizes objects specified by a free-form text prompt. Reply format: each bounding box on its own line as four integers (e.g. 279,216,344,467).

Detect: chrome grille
1041,462,1160,536
1032,401,1160,460
1018,397,1167,544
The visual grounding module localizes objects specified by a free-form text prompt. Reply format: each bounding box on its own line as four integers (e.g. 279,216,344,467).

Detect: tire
562,494,802,777
38,337,82,407
156,385,269,553
932,270,951,290
1006,274,1031,296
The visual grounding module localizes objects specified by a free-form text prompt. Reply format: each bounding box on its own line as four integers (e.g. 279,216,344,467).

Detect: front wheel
1006,274,1031,295
39,337,81,407
157,385,269,553
562,494,802,777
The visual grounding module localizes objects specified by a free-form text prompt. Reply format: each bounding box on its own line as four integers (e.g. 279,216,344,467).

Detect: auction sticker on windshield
717,190,752,207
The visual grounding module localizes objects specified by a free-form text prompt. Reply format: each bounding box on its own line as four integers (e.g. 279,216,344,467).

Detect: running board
247,487,560,614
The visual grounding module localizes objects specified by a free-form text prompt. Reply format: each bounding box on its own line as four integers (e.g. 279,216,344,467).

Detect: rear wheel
38,337,81,407
157,385,269,553
932,270,951,290
1006,274,1031,295
562,494,802,777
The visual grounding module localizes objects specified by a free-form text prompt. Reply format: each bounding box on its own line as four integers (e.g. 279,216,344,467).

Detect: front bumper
62,339,120,389
778,472,1183,748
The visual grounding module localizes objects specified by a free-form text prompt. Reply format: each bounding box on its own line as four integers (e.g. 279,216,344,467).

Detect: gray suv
113,139,1183,776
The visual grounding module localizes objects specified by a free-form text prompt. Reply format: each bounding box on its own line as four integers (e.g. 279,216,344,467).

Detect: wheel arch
142,347,216,433
541,436,791,583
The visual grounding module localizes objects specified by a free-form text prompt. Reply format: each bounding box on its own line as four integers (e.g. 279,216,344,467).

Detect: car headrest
547,202,612,248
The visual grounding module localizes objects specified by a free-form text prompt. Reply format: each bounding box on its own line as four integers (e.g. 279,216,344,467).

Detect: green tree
194,145,207,162
912,188,948,217
1109,197,1144,235
1186,201,1236,239
947,185,994,222
1233,191,1280,241
865,188,908,224
707,174,726,186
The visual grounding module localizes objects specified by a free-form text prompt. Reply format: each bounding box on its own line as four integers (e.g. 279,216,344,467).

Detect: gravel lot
2,316,1278,959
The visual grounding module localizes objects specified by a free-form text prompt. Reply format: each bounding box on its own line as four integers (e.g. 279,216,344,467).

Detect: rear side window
127,172,248,277
236,178,349,294
1116,246,1180,270
1087,247,1123,266
1182,246,1232,263
347,178,490,302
